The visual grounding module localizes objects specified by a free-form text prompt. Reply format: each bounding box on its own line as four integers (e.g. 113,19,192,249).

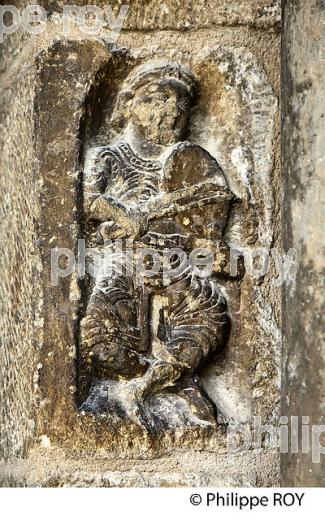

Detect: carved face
129,79,191,146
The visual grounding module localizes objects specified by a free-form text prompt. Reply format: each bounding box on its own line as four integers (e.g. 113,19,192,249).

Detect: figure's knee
85,341,148,380
80,293,145,380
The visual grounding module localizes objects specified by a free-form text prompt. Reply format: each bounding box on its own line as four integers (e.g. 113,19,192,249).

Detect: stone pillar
282,0,325,486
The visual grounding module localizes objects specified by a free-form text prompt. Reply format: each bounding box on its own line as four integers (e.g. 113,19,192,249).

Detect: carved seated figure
79,62,234,432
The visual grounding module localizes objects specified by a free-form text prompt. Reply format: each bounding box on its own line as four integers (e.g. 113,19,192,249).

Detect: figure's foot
119,380,149,428
80,379,149,429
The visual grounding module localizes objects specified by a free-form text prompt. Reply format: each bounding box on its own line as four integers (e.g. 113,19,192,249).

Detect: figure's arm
84,148,148,239
84,148,131,221
143,181,234,221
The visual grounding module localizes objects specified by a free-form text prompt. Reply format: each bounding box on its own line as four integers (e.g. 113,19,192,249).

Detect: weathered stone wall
0,61,40,461
0,1,281,486
282,0,325,487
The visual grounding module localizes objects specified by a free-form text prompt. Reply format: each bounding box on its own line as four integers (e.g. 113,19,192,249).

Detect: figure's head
115,62,197,146
130,77,192,145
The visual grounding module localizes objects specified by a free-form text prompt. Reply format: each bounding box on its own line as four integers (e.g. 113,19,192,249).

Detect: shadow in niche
198,317,232,418
75,50,137,408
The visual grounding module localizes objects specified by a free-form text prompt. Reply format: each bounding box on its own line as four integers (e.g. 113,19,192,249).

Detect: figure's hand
97,221,133,240
90,195,148,239
97,214,148,243
131,360,183,396
141,231,191,249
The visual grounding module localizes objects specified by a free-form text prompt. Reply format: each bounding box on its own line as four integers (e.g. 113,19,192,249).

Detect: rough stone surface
1,449,279,487
0,1,281,73
0,63,40,460
282,0,325,487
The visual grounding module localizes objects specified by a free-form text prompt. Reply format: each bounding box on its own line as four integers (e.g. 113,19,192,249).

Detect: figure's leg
79,276,148,412
131,277,229,427
134,276,229,397
165,276,229,370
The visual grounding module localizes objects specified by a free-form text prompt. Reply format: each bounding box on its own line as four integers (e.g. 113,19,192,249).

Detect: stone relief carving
79,61,238,433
